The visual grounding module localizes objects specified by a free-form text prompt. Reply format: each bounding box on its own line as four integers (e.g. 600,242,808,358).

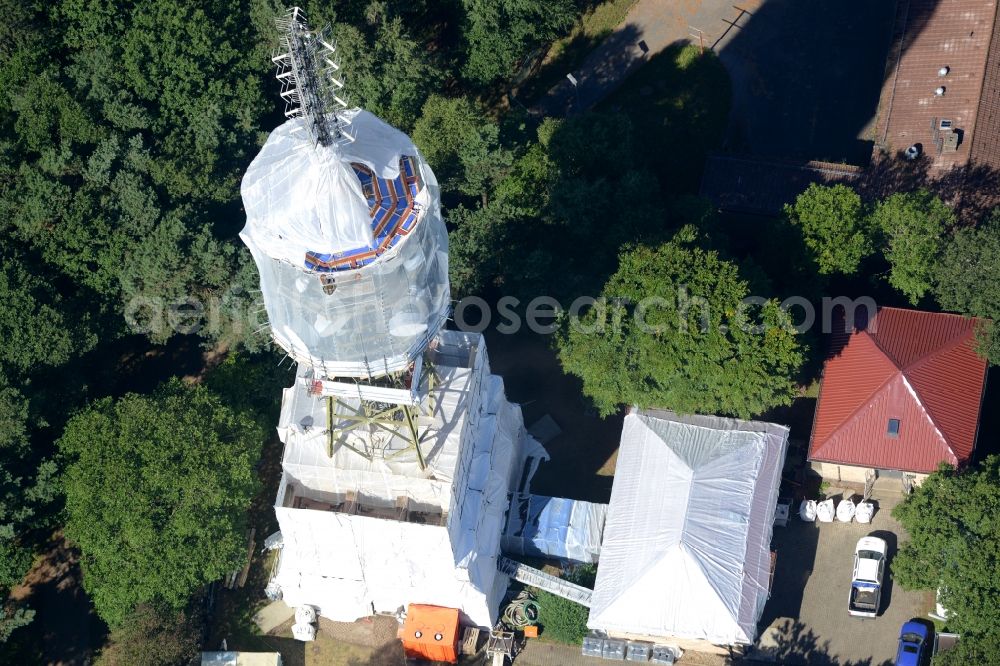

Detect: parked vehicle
848,536,887,617
894,620,930,666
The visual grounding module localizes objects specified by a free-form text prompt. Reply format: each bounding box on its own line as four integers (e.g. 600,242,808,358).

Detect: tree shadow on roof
862,151,1000,223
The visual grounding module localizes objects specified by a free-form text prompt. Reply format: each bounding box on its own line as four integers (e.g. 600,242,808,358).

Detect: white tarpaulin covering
502,495,607,563
588,409,788,646
242,111,377,262
201,653,282,666
270,332,544,628
240,110,450,378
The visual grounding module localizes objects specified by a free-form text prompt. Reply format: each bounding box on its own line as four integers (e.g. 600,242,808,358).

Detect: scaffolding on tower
242,5,549,631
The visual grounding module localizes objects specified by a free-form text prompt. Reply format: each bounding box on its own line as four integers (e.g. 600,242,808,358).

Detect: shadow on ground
758,522,820,631
529,23,646,116
743,618,890,666
484,329,623,503
715,0,897,165
516,7,637,107
4,535,108,666
344,639,407,665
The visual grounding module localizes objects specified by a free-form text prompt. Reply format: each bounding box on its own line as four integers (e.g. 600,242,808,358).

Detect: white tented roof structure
588,409,789,646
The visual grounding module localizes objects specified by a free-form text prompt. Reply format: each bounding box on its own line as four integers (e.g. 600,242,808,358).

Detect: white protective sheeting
240,110,450,378
270,331,544,628
277,363,472,507
241,111,376,262
502,494,608,563
201,654,282,666
588,410,788,646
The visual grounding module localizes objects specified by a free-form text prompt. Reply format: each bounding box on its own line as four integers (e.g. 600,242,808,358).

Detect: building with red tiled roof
971,7,1000,171
808,307,988,485
872,0,998,174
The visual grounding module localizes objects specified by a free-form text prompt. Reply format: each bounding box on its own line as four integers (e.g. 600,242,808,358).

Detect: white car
848,536,887,617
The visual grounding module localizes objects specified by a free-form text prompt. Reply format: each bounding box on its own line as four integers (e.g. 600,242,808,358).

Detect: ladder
498,556,593,607
863,469,878,502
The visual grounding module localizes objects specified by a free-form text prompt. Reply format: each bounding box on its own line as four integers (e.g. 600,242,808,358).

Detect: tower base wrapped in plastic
266,331,548,627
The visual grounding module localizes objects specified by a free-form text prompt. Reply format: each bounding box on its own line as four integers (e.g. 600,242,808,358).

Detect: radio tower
272,7,351,146
241,7,546,629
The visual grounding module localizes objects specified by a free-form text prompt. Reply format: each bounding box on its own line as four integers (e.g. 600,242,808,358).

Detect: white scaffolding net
270,332,546,627
240,110,450,378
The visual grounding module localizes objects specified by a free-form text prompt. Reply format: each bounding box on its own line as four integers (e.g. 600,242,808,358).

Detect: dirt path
531,0,736,116
6,534,107,665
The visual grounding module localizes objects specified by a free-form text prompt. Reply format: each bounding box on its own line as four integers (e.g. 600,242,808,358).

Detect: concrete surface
753,491,933,666
254,600,295,635
531,0,737,116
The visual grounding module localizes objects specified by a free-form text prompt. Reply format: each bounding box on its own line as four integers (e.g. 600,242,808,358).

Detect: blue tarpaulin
502,494,607,563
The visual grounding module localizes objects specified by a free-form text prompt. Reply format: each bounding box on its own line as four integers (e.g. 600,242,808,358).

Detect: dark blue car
895,620,930,666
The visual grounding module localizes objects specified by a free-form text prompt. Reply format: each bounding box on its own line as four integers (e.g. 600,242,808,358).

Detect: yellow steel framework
325,368,437,469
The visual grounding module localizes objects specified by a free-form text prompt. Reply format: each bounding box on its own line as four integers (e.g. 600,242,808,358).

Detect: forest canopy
1,0,999,661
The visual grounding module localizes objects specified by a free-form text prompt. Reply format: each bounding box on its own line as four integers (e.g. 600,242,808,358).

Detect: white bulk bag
292,621,316,642
799,499,817,522
295,605,317,625
816,498,835,523
836,498,856,522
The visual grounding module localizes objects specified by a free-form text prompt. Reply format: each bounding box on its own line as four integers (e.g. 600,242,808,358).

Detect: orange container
523,625,538,638
400,604,460,663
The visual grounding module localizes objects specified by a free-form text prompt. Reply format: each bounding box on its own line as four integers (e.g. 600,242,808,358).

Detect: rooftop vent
938,66,950,76
942,130,960,153
935,86,946,96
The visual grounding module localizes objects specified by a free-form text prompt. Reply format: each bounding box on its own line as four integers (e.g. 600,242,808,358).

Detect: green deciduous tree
460,0,575,84
557,237,805,418
54,0,273,202
870,189,952,305
0,1,274,351
447,202,550,298
334,17,444,131
783,183,871,275
203,350,294,427
444,111,683,302
0,376,58,642
412,95,512,202
892,458,1000,662
933,208,1000,364
0,243,96,371
443,119,556,298
59,379,264,626
0,390,35,641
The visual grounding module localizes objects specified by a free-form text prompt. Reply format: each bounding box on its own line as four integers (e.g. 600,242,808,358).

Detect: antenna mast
273,7,352,146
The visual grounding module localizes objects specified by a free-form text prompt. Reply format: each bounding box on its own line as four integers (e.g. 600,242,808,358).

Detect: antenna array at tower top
273,6,352,147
